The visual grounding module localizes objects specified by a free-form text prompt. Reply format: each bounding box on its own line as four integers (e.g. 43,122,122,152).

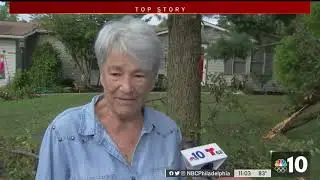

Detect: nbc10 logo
271,151,310,177
189,147,223,161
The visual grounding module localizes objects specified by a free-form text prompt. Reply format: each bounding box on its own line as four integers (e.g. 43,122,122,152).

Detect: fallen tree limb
263,104,312,140
0,147,39,159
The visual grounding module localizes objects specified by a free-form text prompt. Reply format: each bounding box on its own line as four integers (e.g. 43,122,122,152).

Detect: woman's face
100,51,154,118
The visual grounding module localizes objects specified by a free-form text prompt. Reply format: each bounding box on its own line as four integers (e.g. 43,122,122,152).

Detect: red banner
9,1,310,14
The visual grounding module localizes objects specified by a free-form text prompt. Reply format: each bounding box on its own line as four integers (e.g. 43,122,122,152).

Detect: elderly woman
36,17,183,180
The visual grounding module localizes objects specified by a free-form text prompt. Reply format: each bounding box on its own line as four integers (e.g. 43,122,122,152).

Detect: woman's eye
135,74,145,78
110,73,121,76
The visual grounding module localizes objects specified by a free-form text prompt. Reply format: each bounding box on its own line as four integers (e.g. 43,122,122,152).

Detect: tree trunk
167,15,202,143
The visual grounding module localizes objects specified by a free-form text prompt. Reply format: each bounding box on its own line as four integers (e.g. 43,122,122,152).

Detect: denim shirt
36,95,185,180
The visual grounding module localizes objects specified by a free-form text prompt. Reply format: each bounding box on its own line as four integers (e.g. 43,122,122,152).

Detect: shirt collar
78,94,155,137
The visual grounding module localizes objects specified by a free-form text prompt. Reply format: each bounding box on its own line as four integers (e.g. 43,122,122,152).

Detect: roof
156,17,229,36
0,21,47,39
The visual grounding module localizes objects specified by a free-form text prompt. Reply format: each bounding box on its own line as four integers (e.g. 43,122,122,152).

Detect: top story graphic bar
7,0,312,1
9,1,311,14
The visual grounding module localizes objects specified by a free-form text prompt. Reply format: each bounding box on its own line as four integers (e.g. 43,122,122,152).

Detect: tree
217,15,296,44
263,4,320,139
206,31,253,61
167,15,202,143
35,15,142,87
0,2,18,22
207,15,297,92
274,5,320,106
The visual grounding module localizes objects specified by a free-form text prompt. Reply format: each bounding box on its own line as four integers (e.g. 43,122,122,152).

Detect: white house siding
204,59,224,84
0,39,16,87
157,25,228,82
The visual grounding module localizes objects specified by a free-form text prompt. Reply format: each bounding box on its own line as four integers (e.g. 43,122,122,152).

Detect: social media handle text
166,169,232,177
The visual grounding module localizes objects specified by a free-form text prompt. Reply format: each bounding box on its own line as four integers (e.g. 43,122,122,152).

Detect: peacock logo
274,159,288,173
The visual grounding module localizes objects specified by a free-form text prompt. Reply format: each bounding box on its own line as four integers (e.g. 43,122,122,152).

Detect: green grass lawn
0,93,319,179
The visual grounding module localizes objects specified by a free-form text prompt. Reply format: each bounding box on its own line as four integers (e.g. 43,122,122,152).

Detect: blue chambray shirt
36,95,185,180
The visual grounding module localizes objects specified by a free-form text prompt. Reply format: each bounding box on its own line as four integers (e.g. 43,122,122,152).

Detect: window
224,57,246,75
250,46,274,75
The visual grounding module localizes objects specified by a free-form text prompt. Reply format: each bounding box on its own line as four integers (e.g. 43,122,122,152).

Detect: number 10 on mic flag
180,143,227,170
271,151,310,177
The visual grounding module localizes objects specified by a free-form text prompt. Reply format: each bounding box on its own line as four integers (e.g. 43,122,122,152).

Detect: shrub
0,71,37,100
59,78,75,87
10,70,31,91
273,11,320,106
28,42,62,89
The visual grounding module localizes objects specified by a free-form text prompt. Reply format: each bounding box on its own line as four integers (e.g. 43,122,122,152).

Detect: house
156,17,285,93
0,21,47,87
0,21,84,87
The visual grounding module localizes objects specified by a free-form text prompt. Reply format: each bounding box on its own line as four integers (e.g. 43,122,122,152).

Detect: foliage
35,14,143,86
0,130,38,180
0,71,37,100
0,2,18,22
59,78,75,87
153,74,167,92
28,42,62,89
202,73,248,169
273,7,320,105
201,73,320,171
202,73,247,132
303,3,320,39
0,43,62,100
218,15,296,43
250,73,273,92
10,70,31,92
206,32,254,61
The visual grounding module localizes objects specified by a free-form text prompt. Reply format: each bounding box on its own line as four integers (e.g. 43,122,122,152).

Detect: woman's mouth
116,98,137,104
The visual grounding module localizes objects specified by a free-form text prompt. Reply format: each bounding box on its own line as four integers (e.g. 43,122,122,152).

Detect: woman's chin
114,106,141,118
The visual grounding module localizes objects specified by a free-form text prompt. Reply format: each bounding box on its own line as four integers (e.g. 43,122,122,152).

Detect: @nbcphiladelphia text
165,169,232,177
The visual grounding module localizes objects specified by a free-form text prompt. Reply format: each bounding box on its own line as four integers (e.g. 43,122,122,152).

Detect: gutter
0,29,48,39
0,35,24,39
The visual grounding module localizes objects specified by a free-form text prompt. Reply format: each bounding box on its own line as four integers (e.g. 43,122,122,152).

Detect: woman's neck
95,97,144,134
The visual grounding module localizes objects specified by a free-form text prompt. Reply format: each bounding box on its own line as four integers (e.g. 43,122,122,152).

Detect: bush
273,11,320,106
0,71,37,100
59,78,75,87
28,42,62,89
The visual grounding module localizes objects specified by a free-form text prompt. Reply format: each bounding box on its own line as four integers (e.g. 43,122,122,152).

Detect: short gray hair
94,16,163,80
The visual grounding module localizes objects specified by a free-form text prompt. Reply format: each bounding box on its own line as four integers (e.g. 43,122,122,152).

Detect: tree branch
0,147,39,159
